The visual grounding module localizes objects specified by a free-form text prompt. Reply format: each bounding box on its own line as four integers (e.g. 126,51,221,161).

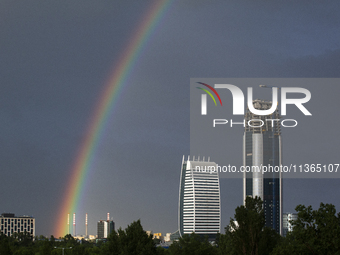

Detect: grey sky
0,0,340,236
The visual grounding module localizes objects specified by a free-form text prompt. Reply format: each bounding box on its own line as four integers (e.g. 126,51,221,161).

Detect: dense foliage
221,196,281,255
272,203,340,255
1,199,340,254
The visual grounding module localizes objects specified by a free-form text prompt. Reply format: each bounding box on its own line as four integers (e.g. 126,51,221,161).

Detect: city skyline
1,1,340,237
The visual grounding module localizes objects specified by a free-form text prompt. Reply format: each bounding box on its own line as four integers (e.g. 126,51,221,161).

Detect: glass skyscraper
243,100,282,234
97,220,115,239
178,156,220,240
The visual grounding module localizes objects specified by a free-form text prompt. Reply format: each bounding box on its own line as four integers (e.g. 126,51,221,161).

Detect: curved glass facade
178,156,220,240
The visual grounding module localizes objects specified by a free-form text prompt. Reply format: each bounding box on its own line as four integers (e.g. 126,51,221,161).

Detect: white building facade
178,156,220,240
282,213,298,237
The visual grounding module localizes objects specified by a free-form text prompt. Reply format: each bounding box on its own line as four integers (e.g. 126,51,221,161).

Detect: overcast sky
1,0,340,237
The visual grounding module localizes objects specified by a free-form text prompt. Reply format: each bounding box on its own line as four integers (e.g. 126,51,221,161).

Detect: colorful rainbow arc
197,82,223,106
54,0,172,238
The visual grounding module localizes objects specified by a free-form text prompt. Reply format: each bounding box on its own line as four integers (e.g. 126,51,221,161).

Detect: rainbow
54,0,172,237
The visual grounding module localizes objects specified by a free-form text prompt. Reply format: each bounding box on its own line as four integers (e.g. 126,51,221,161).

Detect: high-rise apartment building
0,213,35,237
243,100,282,234
178,156,220,240
97,220,115,239
282,213,298,237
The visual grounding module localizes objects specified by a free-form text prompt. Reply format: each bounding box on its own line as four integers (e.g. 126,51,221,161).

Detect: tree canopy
1,201,340,255
102,219,157,255
272,203,340,255
221,196,281,255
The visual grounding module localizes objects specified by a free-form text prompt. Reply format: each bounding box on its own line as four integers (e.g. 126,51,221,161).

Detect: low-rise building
0,213,35,237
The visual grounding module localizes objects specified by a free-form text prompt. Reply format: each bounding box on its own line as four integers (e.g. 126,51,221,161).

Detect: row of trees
1,198,340,254
219,197,340,255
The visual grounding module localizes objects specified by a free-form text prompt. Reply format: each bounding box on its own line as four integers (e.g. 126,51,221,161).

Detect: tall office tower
97,218,115,239
243,99,282,235
178,156,220,240
282,213,298,237
0,213,35,237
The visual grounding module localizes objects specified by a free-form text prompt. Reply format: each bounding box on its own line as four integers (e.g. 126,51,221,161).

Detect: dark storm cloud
0,0,339,236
